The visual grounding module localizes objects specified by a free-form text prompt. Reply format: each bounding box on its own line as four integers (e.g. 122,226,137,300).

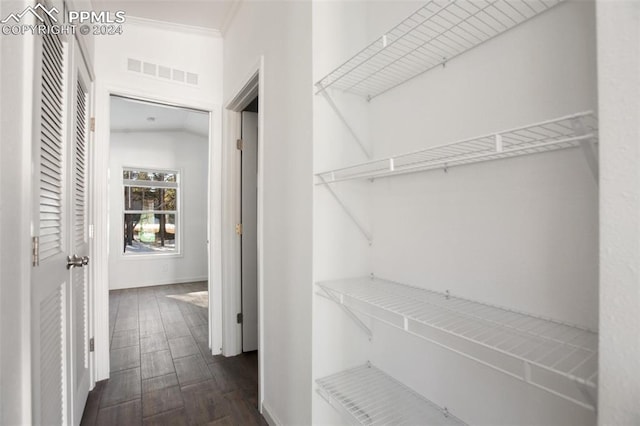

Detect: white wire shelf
317,364,466,425
317,277,598,410
315,0,564,100
316,111,597,184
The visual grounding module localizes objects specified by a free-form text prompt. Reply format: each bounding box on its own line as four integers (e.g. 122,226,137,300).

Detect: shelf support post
571,116,598,183
318,176,373,245
318,87,372,159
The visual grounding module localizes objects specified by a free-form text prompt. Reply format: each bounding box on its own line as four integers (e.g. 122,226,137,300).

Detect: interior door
241,111,258,352
69,42,92,426
30,16,70,425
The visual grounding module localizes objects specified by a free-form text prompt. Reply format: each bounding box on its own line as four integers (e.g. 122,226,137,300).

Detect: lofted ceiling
90,0,240,32
110,96,209,137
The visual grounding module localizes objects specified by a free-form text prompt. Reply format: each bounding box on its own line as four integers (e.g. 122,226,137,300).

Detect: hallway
80,282,265,425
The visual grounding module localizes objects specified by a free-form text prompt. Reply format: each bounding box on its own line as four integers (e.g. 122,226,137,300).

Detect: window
123,168,179,255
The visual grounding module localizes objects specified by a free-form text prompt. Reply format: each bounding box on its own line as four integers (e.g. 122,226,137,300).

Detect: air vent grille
127,57,199,86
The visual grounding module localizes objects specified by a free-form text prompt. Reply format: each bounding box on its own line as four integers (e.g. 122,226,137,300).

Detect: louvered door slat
39,284,65,426
41,93,63,125
40,141,62,165
38,15,65,262
41,107,63,136
40,159,61,175
39,198,61,209
41,63,62,94
74,80,88,248
41,71,62,101
42,34,63,65
40,127,62,150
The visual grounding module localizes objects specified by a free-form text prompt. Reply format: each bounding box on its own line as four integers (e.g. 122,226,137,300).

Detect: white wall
311,2,376,424
313,1,598,425
223,2,313,424
93,19,223,380
0,2,35,423
596,1,640,424
108,130,208,289
94,19,223,103
369,0,598,327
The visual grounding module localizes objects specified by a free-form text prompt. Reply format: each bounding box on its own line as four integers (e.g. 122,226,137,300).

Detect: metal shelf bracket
319,286,372,339
318,176,372,245
579,383,598,415
571,116,599,183
317,87,372,159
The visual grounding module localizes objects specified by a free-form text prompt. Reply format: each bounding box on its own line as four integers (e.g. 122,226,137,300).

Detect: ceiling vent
127,57,199,86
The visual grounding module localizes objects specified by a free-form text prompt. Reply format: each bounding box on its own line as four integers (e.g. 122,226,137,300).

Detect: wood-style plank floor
81,282,267,426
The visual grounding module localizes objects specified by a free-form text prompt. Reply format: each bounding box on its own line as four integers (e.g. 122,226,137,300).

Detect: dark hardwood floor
81,282,266,426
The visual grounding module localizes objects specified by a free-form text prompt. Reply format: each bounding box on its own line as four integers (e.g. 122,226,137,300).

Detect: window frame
121,166,182,258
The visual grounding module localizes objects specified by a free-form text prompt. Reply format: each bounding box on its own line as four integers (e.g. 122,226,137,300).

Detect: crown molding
220,0,243,36
125,15,222,38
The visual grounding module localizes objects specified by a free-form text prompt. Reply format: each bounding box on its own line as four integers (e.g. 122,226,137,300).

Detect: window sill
120,252,184,260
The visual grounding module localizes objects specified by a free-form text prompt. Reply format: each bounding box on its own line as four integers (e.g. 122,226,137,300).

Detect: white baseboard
109,276,208,290
261,401,283,426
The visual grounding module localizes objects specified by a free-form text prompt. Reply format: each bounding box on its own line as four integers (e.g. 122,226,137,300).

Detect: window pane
123,213,176,254
144,187,161,210
124,169,178,183
162,188,176,210
150,172,164,182
124,186,176,211
124,186,138,210
123,168,179,256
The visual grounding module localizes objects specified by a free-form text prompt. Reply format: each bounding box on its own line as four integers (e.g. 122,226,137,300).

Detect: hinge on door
235,223,243,235
237,313,243,324
236,139,243,150
90,117,95,132
32,236,39,267
89,337,95,352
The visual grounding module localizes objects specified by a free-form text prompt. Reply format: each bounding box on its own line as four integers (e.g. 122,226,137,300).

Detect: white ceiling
110,96,209,137
90,0,239,31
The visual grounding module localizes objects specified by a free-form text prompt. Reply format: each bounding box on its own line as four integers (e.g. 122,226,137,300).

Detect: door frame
69,37,94,425
91,85,223,381
223,57,265,410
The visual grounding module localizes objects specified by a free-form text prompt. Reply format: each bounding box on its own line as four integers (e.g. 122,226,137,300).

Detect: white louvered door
31,11,70,426
69,42,92,426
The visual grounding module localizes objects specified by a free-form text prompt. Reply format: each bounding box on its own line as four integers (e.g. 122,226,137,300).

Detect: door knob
67,254,89,269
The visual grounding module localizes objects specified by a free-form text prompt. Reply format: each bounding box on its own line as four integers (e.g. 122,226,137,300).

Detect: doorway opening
240,97,259,354
107,95,215,395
